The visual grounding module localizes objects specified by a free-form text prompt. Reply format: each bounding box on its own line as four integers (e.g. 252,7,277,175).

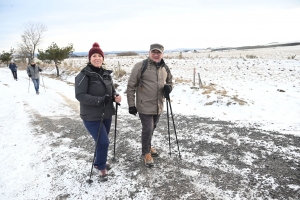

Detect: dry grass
231,95,248,105
201,84,217,95
175,77,189,83
114,68,126,78
201,83,248,106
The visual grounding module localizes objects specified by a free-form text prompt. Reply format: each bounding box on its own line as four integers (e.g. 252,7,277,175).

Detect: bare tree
18,22,47,64
16,45,31,64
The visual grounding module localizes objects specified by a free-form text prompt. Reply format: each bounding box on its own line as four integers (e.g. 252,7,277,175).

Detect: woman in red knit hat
75,42,121,181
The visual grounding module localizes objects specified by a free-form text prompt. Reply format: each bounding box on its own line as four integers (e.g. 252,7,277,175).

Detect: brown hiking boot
150,147,159,157
144,153,154,167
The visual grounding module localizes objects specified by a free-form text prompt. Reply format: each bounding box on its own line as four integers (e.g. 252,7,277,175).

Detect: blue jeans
31,78,40,92
83,118,112,170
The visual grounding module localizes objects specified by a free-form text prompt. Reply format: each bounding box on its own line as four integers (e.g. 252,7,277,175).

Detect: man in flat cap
27,59,43,94
127,43,173,167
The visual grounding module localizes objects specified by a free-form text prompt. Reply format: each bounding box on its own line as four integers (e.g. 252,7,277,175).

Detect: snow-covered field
0,46,299,199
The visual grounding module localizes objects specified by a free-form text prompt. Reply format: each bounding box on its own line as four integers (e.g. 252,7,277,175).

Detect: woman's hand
114,95,121,103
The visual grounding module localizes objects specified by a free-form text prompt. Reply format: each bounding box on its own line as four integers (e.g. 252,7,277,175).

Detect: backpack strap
164,64,170,75
138,59,148,88
138,59,170,89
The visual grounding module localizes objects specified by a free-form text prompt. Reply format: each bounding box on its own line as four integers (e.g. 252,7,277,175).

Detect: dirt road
31,109,300,199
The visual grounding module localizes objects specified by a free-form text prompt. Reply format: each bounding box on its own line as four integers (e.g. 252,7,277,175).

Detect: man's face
149,50,163,63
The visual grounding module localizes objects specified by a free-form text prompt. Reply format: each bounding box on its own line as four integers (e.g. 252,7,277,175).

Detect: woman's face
90,53,103,68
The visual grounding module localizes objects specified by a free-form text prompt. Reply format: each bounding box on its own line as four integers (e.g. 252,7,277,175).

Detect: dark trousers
139,113,160,155
83,118,112,170
11,71,17,80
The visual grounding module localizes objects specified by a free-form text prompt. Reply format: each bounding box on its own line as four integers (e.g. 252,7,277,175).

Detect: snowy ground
0,46,300,199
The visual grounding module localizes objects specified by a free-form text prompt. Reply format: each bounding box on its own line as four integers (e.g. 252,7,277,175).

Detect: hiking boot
150,147,159,157
106,162,112,171
99,169,108,182
144,153,154,168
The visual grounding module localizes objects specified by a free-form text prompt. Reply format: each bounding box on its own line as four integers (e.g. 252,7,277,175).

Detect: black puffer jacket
75,64,117,121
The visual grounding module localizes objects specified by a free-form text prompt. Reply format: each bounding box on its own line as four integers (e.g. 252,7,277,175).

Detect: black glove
39,69,42,72
103,94,111,105
29,75,32,77
129,106,137,115
163,84,172,99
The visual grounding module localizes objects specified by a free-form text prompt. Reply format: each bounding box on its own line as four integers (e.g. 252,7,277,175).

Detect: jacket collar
82,65,112,76
149,58,166,68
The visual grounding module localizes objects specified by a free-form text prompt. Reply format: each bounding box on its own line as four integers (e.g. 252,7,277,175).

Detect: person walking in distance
75,42,121,181
27,60,43,94
127,43,173,167
9,61,18,80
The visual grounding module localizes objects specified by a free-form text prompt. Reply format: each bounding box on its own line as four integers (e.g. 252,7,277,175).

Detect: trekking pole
166,99,171,156
86,97,108,184
167,94,181,159
28,78,30,93
41,73,46,92
112,95,121,162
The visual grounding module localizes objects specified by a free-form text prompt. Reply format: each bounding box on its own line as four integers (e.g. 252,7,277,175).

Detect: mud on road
31,111,300,199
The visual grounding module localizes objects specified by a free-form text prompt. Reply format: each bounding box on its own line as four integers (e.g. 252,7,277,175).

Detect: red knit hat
88,42,104,60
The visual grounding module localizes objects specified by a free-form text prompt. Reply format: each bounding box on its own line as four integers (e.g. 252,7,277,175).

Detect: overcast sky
1,0,300,52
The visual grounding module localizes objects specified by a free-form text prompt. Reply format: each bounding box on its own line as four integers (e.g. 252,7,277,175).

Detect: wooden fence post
193,68,196,86
198,73,203,88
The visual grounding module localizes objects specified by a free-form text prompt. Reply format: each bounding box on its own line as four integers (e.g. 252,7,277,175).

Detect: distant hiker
9,61,18,80
75,42,121,181
27,59,43,94
127,43,173,167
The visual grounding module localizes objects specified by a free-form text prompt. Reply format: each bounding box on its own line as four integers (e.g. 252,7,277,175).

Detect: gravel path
30,107,300,199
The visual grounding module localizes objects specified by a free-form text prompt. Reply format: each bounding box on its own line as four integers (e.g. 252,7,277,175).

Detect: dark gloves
39,69,42,72
163,84,172,99
29,75,32,77
129,106,137,115
98,94,111,106
103,94,111,105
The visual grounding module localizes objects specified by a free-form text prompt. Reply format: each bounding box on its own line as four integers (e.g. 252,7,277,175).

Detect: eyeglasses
151,51,162,55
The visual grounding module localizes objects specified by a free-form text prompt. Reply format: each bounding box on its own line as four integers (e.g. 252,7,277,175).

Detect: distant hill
211,42,300,52
70,48,204,57
69,41,300,57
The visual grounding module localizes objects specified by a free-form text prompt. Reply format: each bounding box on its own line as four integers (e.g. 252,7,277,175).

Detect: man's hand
129,106,137,115
163,84,172,100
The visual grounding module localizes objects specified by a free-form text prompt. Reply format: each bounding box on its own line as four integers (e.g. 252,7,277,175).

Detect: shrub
246,54,258,59
287,55,296,59
117,51,138,56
